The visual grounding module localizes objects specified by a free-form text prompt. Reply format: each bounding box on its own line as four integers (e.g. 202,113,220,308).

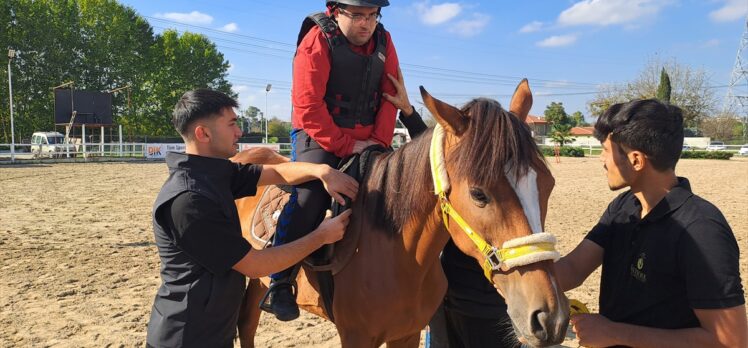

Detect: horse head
421,80,569,347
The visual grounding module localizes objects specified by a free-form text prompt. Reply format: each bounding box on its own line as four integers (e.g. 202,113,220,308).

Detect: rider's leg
267,130,340,321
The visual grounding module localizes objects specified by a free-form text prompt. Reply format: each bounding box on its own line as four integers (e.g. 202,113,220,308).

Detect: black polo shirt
146,152,261,348
586,177,744,329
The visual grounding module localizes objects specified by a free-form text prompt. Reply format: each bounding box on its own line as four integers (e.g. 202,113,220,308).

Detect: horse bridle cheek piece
430,124,561,283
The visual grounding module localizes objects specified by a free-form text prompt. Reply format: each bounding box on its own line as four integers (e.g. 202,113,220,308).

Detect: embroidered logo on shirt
378,51,386,63
630,252,647,283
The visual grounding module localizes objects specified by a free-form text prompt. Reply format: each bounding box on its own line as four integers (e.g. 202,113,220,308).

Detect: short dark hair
172,89,238,136
594,99,684,171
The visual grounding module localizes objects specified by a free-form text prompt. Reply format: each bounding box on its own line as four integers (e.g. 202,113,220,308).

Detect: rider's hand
352,139,380,154
318,165,358,205
382,67,414,117
313,210,351,245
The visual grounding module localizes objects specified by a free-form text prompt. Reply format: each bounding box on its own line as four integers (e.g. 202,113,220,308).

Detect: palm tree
550,124,575,147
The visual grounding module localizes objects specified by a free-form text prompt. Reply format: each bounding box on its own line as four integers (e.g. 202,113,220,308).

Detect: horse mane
365,98,546,235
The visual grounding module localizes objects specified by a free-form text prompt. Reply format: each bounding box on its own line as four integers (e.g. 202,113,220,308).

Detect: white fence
0,142,292,162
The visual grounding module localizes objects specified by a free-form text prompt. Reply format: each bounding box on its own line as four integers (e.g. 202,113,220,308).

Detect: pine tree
656,68,671,103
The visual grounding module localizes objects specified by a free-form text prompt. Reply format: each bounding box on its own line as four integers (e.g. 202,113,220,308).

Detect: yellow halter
429,124,560,282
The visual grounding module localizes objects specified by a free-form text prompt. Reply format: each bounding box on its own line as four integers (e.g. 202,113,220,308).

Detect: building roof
571,126,595,136
525,115,548,124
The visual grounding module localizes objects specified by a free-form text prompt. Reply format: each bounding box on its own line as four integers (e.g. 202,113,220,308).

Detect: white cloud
519,21,543,33
449,14,490,37
536,34,578,47
710,0,748,22
558,0,671,27
220,22,239,33
414,2,462,25
702,39,721,48
154,11,213,25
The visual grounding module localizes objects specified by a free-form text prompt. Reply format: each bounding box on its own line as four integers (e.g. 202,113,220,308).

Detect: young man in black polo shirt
145,89,358,348
555,99,747,348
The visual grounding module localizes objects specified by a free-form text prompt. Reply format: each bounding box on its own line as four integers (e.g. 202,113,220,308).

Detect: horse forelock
364,97,547,235
451,98,547,188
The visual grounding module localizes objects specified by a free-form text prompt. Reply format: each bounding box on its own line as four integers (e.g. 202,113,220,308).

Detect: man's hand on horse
313,209,352,245
318,165,359,205
382,67,414,117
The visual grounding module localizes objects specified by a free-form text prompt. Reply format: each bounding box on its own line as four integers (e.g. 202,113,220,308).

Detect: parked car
740,144,748,156
706,141,727,151
682,145,692,151
30,131,75,158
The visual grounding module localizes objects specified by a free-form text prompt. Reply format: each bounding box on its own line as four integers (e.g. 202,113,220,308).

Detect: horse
232,80,569,347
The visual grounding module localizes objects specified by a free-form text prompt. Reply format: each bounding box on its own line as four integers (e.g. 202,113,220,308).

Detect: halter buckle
485,247,503,271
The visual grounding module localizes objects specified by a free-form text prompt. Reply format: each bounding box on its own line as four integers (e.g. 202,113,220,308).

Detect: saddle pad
248,185,289,250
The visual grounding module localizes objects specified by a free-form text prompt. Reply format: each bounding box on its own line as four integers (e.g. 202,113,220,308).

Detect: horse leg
339,330,380,348
237,278,266,348
385,332,421,348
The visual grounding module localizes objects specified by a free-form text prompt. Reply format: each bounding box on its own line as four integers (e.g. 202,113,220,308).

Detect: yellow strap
431,126,557,282
569,299,590,315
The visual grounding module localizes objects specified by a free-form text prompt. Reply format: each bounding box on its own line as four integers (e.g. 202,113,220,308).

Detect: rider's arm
369,31,399,148
293,27,356,158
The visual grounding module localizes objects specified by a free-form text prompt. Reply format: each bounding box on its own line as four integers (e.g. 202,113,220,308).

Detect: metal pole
265,84,272,143
8,49,15,162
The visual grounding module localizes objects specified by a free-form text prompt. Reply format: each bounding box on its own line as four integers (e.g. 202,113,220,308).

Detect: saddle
246,145,389,274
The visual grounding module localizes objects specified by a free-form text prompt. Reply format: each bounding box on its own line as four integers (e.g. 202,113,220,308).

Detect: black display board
54,89,113,125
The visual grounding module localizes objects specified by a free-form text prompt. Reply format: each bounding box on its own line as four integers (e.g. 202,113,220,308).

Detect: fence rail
2,142,746,163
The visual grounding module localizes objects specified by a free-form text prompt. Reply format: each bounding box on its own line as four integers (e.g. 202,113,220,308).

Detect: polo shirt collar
639,177,693,223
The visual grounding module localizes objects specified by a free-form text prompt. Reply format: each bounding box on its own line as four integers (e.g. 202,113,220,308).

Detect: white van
30,132,75,158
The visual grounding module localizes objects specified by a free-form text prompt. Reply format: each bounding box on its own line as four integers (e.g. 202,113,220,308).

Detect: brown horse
233,80,568,347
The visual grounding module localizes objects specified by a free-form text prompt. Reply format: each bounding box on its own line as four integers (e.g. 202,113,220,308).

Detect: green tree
241,106,263,133
570,111,587,127
550,123,575,147
544,102,569,126
267,117,291,137
0,1,234,141
138,29,234,135
656,67,671,103
588,58,715,128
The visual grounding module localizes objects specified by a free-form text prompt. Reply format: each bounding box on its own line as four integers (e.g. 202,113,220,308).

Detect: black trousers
429,300,521,348
271,130,340,281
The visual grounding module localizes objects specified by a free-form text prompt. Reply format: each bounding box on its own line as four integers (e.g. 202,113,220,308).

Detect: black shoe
269,283,299,321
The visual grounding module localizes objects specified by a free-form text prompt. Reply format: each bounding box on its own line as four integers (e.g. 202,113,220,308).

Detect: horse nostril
530,309,549,342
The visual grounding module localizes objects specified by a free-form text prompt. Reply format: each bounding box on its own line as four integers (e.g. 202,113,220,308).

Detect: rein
429,124,560,282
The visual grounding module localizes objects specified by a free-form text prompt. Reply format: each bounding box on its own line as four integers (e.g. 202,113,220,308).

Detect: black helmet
326,0,389,7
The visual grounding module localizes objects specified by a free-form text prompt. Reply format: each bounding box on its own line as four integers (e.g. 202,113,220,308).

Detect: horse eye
469,187,489,207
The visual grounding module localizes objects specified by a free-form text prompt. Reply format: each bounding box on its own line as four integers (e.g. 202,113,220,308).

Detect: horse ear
419,86,467,135
509,79,533,122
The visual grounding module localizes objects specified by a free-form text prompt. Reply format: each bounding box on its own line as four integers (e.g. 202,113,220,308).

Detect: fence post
118,125,123,157
100,126,104,157
82,124,87,159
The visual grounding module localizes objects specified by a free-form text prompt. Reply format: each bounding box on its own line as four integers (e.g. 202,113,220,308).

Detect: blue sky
120,0,747,121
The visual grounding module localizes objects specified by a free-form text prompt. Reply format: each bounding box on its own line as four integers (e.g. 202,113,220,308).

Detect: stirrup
259,280,298,314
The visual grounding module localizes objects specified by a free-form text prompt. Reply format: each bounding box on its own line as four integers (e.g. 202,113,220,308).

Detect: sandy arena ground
1,156,746,347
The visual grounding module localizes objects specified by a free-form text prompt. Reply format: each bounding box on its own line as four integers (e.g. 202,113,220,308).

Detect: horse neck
360,133,450,270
